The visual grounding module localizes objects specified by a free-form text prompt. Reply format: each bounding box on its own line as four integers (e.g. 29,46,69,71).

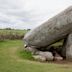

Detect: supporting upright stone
63,33,72,60
60,37,67,59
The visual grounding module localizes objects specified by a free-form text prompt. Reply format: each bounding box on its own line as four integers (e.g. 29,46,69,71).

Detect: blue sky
0,0,72,29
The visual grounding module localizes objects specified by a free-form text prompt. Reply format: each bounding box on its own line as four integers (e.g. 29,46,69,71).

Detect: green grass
0,40,72,72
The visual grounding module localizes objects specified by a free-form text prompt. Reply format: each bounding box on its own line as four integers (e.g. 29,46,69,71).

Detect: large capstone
24,6,72,49
23,6,72,62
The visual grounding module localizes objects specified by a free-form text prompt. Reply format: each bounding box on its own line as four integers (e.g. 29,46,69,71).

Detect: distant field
0,29,28,40
0,29,27,35
0,40,72,72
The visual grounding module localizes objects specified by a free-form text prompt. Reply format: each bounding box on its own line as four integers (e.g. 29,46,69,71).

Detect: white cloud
0,0,72,29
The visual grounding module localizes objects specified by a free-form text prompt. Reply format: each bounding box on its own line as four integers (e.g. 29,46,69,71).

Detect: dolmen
23,6,72,62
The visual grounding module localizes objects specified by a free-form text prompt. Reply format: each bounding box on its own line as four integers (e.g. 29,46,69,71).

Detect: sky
0,0,72,29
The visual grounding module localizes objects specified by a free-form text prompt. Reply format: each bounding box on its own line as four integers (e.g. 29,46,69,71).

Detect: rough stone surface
33,55,46,62
63,33,72,60
37,51,54,61
24,6,72,49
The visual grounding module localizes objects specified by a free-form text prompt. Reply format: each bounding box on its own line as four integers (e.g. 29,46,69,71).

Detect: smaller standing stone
64,33,72,61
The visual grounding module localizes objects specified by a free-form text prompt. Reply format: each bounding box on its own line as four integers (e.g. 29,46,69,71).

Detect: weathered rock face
37,51,54,61
33,55,46,62
24,6,72,48
63,33,72,60
33,51,54,61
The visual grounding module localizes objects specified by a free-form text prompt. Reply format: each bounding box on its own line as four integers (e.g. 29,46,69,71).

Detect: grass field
0,29,26,35
0,40,72,72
